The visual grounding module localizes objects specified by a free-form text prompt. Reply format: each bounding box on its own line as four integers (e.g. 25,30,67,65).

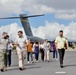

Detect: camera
4,35,9,39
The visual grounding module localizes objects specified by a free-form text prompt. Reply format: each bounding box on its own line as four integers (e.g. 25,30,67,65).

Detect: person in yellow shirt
26,39,33,63
55,30,69,68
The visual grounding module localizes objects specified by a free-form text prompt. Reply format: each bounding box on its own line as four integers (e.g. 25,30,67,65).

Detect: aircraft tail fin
20,14,33,36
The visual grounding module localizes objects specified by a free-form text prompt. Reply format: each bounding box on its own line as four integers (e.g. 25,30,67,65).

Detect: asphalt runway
0,50,76,75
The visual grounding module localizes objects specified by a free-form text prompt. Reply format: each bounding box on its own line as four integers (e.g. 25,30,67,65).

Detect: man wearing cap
55,30,69,68
0,32,9,72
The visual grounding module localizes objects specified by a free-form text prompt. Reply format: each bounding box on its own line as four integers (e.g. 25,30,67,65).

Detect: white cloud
25,5,55,14
55,13,76,20
0,21,76,41
0,23,26,40
0,0,76,19
32,21,76,41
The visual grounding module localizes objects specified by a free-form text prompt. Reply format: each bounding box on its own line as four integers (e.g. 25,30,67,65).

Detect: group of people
0,30,69,72
27,39,51,63
15,31,51,70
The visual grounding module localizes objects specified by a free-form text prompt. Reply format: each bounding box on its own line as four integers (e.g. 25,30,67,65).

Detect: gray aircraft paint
20,14,44,42
20,14,33,36
0,14,44,42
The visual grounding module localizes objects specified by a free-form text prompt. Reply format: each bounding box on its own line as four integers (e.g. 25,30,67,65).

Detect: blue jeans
35,52,39,61
8,50,12,66
27,52,33,61
53,50,58,58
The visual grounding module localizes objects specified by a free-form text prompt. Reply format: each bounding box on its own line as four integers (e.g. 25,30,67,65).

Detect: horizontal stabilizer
0,14,44,19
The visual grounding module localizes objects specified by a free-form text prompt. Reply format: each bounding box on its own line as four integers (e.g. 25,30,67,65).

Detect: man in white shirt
15,31,26,70
55,30,69,68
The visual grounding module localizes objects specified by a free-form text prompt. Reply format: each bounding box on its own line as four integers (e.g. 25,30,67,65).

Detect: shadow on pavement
12,63,36,67
26,66,41,70
64,64,76,67
7,67,19,71
7,66,41,71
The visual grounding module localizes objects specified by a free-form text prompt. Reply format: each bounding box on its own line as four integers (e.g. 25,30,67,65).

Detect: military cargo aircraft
0,14,44,42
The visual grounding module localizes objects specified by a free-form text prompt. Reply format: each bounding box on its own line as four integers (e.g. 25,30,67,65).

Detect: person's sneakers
9,65,11,67
60,64,63,68
47,60,50,62
19,68,23,71
0,69,4,72
27,61,30,64
47,61,50,62
36,61,38,62
31,61,34,63
60,65,63,68
56,58,59,61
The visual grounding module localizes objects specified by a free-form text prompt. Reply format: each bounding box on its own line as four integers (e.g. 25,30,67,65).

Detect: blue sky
0,0,76,41
0,14,71,28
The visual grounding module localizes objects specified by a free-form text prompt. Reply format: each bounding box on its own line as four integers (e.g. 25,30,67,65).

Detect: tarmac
0,49,76,75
